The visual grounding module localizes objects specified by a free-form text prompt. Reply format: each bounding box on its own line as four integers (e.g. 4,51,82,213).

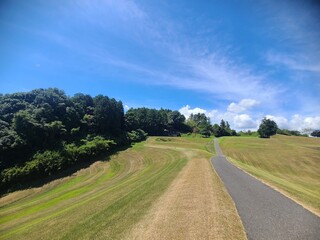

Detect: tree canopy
258,118,278,138
311,130,320,137
125,108,189,135
212,120,237,137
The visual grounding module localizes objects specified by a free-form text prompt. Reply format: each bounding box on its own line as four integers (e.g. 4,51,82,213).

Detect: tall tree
311,130,320,137
187,113,212,137
258,118,278,138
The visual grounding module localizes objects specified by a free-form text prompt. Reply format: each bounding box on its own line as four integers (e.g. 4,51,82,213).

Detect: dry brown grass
126,140,246,240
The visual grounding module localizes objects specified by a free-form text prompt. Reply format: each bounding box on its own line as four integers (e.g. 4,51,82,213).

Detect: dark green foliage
1,88,186,192
125,108,188,135
311,130,320,137
258,118,278,138
0,88,128,191
0,137,115,189
212,119,237,137
186,113,212,137
128,129,148,143
277,129,307,137
0,88,125,171
93,95,124,135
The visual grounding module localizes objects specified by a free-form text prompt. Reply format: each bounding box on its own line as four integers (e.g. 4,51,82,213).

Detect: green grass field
0,140,187,239
220,135,320,215
0,136,227,240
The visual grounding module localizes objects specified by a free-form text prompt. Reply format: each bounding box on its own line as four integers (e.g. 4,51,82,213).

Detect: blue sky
1,0,319,130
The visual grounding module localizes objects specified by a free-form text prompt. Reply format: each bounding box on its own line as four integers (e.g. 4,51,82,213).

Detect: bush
0,136,116,190
128,129,147,143
311,130,320,137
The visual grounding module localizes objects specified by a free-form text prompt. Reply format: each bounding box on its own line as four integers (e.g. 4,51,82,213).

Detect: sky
1,0,320,131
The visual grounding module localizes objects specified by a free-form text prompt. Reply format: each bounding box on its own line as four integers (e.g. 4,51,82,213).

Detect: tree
187,113,212,137
212,123,220,137
212,119,236,137
167,111,186,130
258,118,278,138
311,130,320,137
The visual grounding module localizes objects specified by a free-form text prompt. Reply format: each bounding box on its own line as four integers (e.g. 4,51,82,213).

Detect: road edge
224,155,320,218
208,157,248,240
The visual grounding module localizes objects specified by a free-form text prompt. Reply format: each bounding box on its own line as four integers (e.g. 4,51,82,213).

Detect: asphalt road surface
211,138,320,240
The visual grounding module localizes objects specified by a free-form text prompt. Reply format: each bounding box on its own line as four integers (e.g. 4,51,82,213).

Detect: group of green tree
0,89,210,191
125,108,190,135
0,88,317,192
0,88,147,192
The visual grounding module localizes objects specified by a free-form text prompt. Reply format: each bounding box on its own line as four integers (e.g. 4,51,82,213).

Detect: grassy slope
220,135,320,215
0,136,245,240
128,136,246,240
0,140,187,239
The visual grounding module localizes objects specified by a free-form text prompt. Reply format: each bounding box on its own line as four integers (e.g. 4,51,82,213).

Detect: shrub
128,129,147,143
0,136,116,190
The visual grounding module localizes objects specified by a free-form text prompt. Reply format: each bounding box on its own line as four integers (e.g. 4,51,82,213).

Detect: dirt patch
126,157,247,240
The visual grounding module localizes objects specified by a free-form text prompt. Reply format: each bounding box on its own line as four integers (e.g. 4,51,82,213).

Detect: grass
219,135,320,215
0,136,246,240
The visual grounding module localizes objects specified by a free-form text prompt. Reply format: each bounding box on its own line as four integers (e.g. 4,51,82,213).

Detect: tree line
0,88,315,192
0,89,223,191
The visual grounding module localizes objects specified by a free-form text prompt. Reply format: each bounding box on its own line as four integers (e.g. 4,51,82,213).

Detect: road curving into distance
211,138,320,240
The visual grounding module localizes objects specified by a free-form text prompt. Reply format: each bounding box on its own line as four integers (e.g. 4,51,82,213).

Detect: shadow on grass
0,145,132,197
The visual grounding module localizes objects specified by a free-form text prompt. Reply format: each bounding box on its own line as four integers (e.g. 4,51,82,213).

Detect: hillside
0,136,246,239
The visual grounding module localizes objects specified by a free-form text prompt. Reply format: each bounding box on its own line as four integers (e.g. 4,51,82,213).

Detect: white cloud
179,105,257,130
179,105,207,119
265,115,289,129
227,99,260,113
19,0,316,118
266,114,320,131
233,114,257,129
36,0,281,105
173,56,279,103
180,105,320,132
290,115,320,131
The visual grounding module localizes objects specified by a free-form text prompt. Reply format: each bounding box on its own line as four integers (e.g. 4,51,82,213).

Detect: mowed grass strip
220,135,320,215
0,140,187,239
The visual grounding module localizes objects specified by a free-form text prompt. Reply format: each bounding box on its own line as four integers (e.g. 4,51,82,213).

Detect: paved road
211,138,320,240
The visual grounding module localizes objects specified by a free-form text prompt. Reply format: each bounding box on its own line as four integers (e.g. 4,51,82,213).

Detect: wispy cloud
8,0,317,118
263,1,320,74
25,0,282,106
171,55,280,102
266,52,320,73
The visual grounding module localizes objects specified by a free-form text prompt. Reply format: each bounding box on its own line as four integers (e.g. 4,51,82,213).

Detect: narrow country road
211,138,320,240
